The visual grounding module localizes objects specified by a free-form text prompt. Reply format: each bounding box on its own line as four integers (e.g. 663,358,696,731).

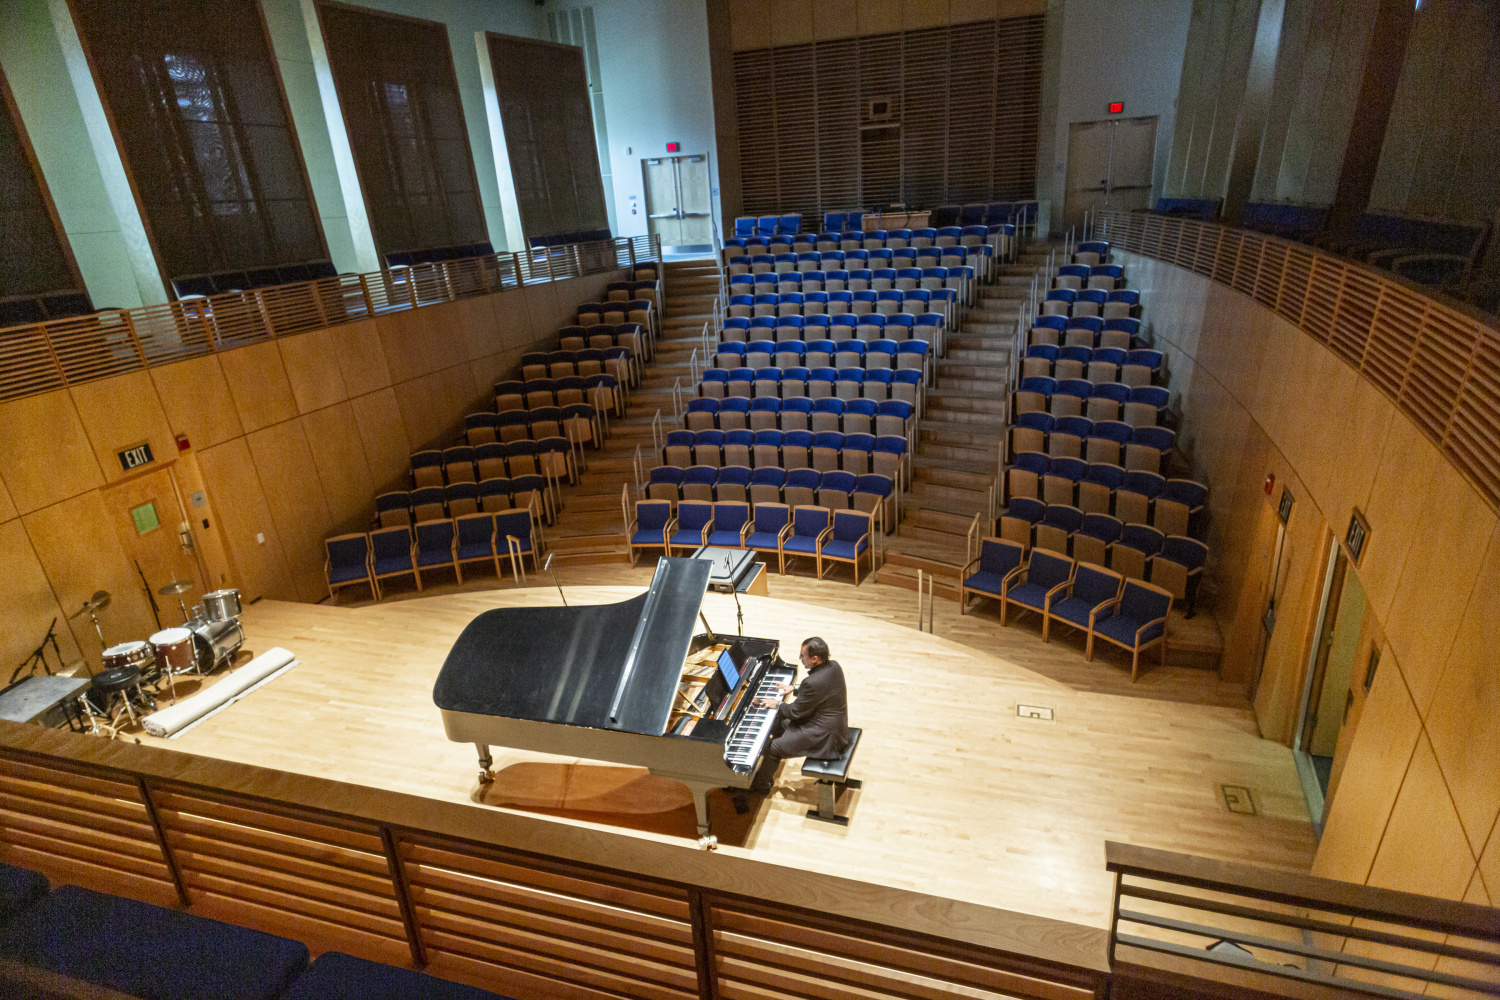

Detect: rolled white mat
142,647,295,738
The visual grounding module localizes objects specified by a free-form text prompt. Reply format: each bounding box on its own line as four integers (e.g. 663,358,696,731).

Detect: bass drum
189,618,243,673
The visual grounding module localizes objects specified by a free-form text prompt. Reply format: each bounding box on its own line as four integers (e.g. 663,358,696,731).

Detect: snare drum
202,588,242,622
102,641,154,674
149,628,196,674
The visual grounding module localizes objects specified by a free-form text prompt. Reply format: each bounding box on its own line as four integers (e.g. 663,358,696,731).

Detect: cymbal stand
9,617,63,685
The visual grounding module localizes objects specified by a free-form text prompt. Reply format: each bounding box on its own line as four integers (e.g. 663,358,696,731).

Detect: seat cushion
0,885,308,1000
0,863,48,924
327,563,370,584
286,951,505,1000
416,550,453,567
1049,595,1099,628
821,539,865,560
1006,581,1050,611
630,530,665,545
669,530,703,547
456,543,492,561
1093,613,1162,648
373,557,412,575
962,570,1009,598
745,531,781,549
781,536,819,554
707,531,744,547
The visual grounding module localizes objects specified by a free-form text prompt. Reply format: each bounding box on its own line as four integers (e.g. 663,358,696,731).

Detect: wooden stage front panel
133,586,1316,933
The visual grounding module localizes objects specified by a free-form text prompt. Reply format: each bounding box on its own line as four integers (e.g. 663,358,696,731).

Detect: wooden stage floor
133,584,1315,934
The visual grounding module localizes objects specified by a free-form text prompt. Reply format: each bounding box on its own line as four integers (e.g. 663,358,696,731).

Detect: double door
643,154,711,247
1063,116,1158,233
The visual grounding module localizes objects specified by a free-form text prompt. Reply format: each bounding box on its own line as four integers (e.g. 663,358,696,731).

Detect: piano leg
475,744,494,783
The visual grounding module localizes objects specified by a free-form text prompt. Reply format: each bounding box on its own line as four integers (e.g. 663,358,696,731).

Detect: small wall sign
130,501,160,535
117,441,154,472
1277,487,1294,524
1345,509,1370,564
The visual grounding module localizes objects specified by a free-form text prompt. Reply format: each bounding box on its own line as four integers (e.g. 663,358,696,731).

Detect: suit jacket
773,659,848,760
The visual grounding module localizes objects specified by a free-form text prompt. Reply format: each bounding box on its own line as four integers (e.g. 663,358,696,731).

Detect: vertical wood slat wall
1094,210,1500,511
732,17,1045,222
0,744,1103,1000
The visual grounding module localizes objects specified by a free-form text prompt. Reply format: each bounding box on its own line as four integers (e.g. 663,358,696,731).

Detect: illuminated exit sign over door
1108,101,1124,114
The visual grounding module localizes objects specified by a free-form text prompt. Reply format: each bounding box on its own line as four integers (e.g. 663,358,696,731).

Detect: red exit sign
1108,101,1124,114
666,142,680,152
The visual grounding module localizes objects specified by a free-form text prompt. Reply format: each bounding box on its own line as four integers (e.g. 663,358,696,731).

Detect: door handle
648,212,678,219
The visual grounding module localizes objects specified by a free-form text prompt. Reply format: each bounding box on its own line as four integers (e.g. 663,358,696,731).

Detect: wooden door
99,465,204,631
643,157,683,245
1064,116,1159,233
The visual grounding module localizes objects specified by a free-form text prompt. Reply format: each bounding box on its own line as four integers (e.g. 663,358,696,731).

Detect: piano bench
801,727,862,825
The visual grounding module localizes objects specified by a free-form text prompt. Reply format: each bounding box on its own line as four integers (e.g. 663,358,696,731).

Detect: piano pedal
697,835,718,851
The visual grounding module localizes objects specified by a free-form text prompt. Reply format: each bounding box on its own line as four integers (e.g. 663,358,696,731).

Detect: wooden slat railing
1093,210,1500,513
1106,842,1500,1000
0,720,1108,1000
0,234,660,405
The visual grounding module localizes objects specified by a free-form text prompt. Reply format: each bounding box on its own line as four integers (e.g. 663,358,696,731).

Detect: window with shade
0,67,91,326
316,2,489,264
486,33,609,244
70,0,328,294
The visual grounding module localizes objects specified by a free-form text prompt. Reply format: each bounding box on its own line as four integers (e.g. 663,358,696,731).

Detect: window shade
317,2,488,261
71,0,327,285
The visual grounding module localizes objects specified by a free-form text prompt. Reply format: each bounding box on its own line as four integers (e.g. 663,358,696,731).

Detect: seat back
1026,549,1074,591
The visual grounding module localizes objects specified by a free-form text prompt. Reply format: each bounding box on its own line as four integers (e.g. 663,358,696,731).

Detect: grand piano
433,558,795,838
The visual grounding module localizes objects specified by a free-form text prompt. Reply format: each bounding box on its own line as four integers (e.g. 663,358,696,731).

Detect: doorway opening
1293,536,1367,834
642,154,712,253
1063,115,1157,234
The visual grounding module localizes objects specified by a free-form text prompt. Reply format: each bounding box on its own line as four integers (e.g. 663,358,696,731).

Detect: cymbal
158,579,194,596
67,590,111,618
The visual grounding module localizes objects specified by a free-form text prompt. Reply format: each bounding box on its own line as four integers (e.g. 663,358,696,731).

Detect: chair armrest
740,522,753,543
699,523,712,542
1135,615,1169,642
817,527,833,545
778,523,792,543
664,517,678,538
627,519,638,535
1043,578,1072,607
1087,598,1115,625
962,555,982,574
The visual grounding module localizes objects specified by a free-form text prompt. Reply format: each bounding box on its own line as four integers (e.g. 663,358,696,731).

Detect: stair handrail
651,409,662,458
966,510,982,568
622,480,632,535
631,446,643,503
689,347,700,386
671,376,683,425
987,483,995,529
703,319,715,367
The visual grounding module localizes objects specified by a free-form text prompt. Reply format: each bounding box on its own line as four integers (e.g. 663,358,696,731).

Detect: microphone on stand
544,553,567,606
725,555,745,637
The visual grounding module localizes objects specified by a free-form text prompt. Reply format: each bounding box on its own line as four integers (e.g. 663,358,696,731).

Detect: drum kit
68,581,245,734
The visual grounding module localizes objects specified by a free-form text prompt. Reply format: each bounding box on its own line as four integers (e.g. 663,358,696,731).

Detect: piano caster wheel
477,769,494,784
697,835,718,852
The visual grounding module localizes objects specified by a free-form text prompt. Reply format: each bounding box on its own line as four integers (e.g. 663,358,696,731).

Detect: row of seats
334,511,542,600
552,324,646,379
727,227,995,253
575,300,656,340
384,477,550,525
721,314,946,345
1006,459,1206,519
1069,240,1112,265
644,468,894,524
1030,322,1141,352
1014,380,1169,425
1011,420,1177,471
714,337,929,367
660,430,908,477
961,543,1173,680
495,376,624,416
728,287,958,322
1021,348,1162,388
458,406,602,447
519,347,634,384
0,862,504,1000
998,505,1207,611
631,500,874,583
1040,287,1140,319
726,262,974,293
413,438,576,486
699,366,925,403
686,397,912,436
728,251,987,287
733,213,803,236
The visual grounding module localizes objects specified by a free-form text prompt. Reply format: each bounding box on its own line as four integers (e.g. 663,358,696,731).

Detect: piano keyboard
724,668,795,771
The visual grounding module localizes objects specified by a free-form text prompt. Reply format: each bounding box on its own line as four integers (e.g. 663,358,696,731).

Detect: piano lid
432,558,713,735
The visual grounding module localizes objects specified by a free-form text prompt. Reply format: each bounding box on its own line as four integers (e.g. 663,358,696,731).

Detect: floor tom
202,589,242,623
189,618,243,673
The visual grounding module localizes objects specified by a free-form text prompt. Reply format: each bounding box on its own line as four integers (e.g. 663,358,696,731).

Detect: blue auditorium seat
0,885,309,1000
0,863,48,925
287,951,508,1000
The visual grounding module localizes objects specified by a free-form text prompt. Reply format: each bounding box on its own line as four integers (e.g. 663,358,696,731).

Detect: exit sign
118,441,154,472
666,142,680,152
1108,101,1124,114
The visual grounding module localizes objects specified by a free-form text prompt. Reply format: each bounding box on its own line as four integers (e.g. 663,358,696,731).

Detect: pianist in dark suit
750,637,849,792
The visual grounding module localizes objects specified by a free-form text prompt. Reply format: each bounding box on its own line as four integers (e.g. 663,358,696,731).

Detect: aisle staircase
875,247,1052,598
544,259,722,564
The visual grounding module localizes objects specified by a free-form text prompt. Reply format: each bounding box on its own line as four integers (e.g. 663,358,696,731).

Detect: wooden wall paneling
0,754,178,909
1480,822,1500,912
1421,526,1500,859
98,465,206,620
278,328,351,415
68,372,176,487
1364,734,1477,905
329,320,391,398
22,491,157,673
375,308,441,383
729,0,772,51
170,452,237,594
0,390,105,515
148,354,246,451
348,389,412,497
492,287,537,353
410,299,472,374
857,0,902,36
0,475,15,523
1317,377,1393,541
301,403,377,535
1380,470,1496,718
1311,648,1421,884
469,354,515,406
0,519,84,674
1349,415,1440,625
771,0,813,47
520,282,563,345
196,438,295,604
1251,480,1328,745
453,297,501,363
393,366,480,453
245,420,335,603
218,341,300,434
